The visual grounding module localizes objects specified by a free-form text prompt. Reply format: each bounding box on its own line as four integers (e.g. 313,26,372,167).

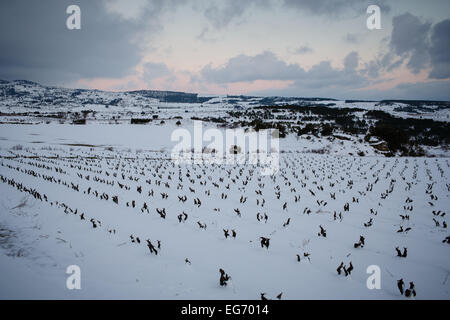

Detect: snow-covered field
0,120,449,299
0,81,449,299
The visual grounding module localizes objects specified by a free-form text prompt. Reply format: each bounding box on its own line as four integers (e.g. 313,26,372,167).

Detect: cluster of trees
205,105,449,156
365,110,450,156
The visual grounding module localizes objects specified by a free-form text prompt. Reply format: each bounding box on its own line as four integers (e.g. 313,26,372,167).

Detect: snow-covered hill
1,80,449,123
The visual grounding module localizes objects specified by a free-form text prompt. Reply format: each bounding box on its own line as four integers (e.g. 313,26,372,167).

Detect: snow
0,125,449,299
0,80,449,299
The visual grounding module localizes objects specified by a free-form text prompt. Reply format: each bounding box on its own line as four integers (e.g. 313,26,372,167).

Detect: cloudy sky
0,0,449,100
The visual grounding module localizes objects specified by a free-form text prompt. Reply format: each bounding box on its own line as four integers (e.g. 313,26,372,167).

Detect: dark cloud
201,51,368,92
0,1,142,84
292,56,367,90
429,19,450,79
203,0,270,29
283,0,390,17
344,51,359,71
364,13,450,81
362,60,380,78
201,51,303,83
196,27,218,43
294,45,314,55
0,0,187,86
142,62,172,80
390,13,431,74
361,50,404,79
344,33,362,44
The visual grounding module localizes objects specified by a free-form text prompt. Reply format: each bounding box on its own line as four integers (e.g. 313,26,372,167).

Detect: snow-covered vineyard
0,143,449,299
0,81,449,299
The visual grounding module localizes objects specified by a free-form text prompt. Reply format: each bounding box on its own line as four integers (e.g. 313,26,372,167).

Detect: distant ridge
1,79,449,105
127,90,212,103
0,79,213,104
